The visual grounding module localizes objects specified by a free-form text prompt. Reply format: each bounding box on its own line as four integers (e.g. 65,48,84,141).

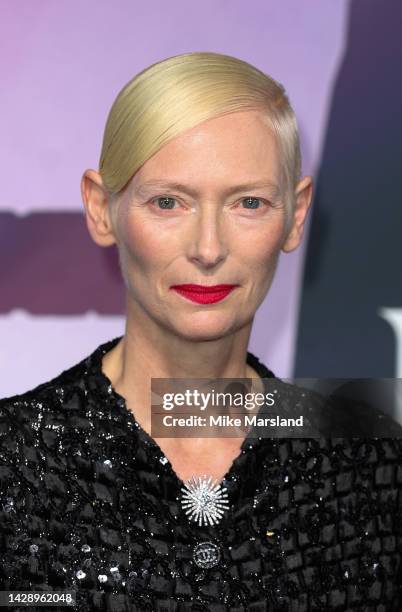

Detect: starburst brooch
180,474,230,526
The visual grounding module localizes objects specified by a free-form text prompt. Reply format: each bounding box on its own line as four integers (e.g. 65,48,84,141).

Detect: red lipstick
170,284,239,304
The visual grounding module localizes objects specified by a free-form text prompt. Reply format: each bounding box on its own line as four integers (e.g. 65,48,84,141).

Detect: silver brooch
180,474,230,526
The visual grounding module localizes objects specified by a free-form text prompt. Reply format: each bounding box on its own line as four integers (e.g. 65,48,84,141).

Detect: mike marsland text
161,414,304,427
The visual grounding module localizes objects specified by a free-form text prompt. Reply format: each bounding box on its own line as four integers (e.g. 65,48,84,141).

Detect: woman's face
110,109,309,341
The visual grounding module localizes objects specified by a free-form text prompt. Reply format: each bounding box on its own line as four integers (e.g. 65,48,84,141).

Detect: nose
187,204,228,269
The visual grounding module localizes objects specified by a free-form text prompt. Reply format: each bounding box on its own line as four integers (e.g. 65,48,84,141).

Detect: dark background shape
294,0,402,377
0,212,125,314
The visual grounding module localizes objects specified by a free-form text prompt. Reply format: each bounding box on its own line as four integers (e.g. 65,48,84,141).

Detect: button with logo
192,541,221,569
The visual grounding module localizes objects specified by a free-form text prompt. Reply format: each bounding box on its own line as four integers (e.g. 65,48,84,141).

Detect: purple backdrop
0,0,348,396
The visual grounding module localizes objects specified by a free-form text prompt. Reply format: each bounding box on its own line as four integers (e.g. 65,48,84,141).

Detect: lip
170,284,239,304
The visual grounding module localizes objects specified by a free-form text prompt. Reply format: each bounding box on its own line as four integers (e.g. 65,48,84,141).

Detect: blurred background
1,1,401,416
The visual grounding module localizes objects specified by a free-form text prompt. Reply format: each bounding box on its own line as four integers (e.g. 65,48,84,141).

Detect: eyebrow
135,179,281,199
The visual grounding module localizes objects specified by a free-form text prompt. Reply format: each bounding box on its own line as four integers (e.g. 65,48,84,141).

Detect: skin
81,109,313,483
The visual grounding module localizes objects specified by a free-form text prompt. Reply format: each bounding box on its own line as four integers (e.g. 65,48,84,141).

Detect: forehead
131,110,280,192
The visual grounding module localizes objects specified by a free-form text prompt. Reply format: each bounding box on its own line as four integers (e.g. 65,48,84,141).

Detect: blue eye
241,197,263,209
155,196,177,209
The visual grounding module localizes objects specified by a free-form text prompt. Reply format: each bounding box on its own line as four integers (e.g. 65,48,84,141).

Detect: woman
1,52,401,611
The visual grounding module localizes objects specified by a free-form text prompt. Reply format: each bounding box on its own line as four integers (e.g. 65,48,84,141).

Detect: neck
102,297,264,425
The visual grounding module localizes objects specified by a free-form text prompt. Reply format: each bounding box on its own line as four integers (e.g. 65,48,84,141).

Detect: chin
170,313,242,342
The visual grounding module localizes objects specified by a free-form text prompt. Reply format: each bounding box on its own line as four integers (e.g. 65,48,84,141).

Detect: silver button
81,544,91,553
192,541,221,569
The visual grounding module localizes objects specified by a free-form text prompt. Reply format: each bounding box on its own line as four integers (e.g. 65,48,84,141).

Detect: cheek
237,222,285,271
118,214,180,273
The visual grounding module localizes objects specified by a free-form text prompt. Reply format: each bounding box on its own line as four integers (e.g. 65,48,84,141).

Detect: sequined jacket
0,336,401,611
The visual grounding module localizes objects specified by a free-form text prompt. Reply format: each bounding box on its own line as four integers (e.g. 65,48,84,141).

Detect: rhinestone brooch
180,474,230,526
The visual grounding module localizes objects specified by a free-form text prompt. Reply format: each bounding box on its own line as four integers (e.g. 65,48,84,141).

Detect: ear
281,175,313,253
80,169,117,247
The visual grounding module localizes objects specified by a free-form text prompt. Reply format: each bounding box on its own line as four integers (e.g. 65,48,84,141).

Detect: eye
152,196,179,211
238,197,268,211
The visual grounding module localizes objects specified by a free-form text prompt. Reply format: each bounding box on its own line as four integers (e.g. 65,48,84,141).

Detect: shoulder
0,351,89,408
0,353,90,453
263,376,402,437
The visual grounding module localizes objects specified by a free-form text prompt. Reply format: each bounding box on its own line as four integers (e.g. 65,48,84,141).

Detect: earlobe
281,176,313,254
81,169,117,248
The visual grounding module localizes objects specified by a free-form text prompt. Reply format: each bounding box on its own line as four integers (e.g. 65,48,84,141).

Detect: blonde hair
99,51,301,226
